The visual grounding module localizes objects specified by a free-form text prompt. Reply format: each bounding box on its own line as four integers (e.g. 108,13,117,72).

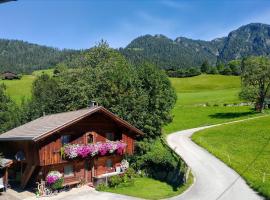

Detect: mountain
120,23,270,69
119,34,221,69
0,39,79,73
218,23,270,62
1,23,270,73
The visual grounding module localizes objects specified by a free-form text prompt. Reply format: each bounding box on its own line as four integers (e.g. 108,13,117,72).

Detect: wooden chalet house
0,105,143,189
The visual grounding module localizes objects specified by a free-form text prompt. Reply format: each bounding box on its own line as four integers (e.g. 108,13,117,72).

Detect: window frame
105,132,114,141
105,159,113,169
64,164,74,178
61,135,71,146
85,132,95,144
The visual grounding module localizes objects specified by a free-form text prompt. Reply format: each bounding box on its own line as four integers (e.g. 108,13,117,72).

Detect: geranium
64,144,79,159
116,141,127,155
62,141,127,159
46,171,62,185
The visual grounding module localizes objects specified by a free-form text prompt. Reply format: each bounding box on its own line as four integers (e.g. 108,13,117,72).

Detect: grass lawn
164,74,259,134
103,176,193,200
0,69,53,104
192,116,270,198
0,75,35,104
170,74,240,93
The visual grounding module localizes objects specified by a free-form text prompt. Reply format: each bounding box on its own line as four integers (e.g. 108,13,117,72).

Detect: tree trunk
255,99,264,112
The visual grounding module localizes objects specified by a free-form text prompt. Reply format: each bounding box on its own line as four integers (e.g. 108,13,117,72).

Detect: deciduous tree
240,56,270,112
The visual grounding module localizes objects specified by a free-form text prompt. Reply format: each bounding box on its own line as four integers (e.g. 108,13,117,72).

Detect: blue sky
0,0,270,49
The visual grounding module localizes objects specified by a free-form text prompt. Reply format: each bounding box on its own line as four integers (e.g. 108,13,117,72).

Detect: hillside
163,74,259,133
121,23,270,69
0,39,79,73
0,69,53,103
1,23,270,73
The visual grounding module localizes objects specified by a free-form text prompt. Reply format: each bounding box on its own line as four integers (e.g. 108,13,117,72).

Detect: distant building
1,71,19,80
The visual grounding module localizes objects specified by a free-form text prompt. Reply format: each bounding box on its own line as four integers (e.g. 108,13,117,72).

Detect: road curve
166,124,263,200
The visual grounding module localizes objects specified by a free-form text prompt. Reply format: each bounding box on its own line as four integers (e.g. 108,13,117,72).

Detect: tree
217,63,225,73
136,63,177,138
27,42,176,139
208,66,218,74
240,56,270,112
228,59,241,75
0,84,20,133
221,66,232,75
201,60,210,73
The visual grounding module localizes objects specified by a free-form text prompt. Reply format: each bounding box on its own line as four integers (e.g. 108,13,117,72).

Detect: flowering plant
62,141,127,159
46,171,62,185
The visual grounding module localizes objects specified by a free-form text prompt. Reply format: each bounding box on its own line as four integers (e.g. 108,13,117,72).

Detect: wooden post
4,168,8,190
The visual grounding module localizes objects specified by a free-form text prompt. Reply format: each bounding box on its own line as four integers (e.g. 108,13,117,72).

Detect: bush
125,167,137,179
108,175,123,188
132,138,186,189
108,168,137,188
51,178,64,190
96,183,108,191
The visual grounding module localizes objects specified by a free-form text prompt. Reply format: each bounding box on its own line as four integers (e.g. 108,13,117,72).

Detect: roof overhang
32,107,144,142
0,106,144,142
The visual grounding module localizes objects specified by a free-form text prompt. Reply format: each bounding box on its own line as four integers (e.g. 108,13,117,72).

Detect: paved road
55,190,140,200
166,124,263,200
0,193,19,200
24,186,141,200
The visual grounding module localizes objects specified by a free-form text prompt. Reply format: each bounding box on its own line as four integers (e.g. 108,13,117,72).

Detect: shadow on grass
209,111,256,119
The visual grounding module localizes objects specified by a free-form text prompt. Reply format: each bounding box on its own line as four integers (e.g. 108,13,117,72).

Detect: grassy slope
104,175,193,200
0,75,34,104
164,74,259,134
0,69,53,104
192,116,270,198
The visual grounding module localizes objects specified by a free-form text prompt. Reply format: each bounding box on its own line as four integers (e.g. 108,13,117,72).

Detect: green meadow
164,74,259,134
192,116,270,198
0,69,53,104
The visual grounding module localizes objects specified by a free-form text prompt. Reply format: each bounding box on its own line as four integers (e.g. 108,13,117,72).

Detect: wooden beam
21,164,36,189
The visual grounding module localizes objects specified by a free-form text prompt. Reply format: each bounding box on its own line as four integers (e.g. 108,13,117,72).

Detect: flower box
61,140,127,160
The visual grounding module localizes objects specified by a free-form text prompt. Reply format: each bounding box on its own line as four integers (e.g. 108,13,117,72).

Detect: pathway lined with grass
192,115,270,199
167,117,266,200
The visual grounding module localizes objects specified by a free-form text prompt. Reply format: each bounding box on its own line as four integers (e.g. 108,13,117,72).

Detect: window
61,135,70,146
64,165,74,177
87,134,94,144
105,132,114,141
106,159,113,168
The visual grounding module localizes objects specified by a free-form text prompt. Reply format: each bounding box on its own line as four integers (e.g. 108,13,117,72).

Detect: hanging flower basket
62,140,127,160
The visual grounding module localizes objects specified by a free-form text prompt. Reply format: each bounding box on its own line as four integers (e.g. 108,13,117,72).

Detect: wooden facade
0,107,142,189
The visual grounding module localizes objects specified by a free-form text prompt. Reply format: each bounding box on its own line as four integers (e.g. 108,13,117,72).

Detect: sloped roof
0,106,143,142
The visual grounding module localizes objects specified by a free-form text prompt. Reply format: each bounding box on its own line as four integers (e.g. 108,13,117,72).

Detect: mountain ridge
121,23,270,69
1,23,270,73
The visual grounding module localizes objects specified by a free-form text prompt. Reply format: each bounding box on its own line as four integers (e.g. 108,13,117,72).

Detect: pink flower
62,141,127,159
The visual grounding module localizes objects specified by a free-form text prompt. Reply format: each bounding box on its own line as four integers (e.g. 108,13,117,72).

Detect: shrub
51,178,64,190
108,175,123,188
125,167,137,179
132,138,185,188
96,183,108,191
